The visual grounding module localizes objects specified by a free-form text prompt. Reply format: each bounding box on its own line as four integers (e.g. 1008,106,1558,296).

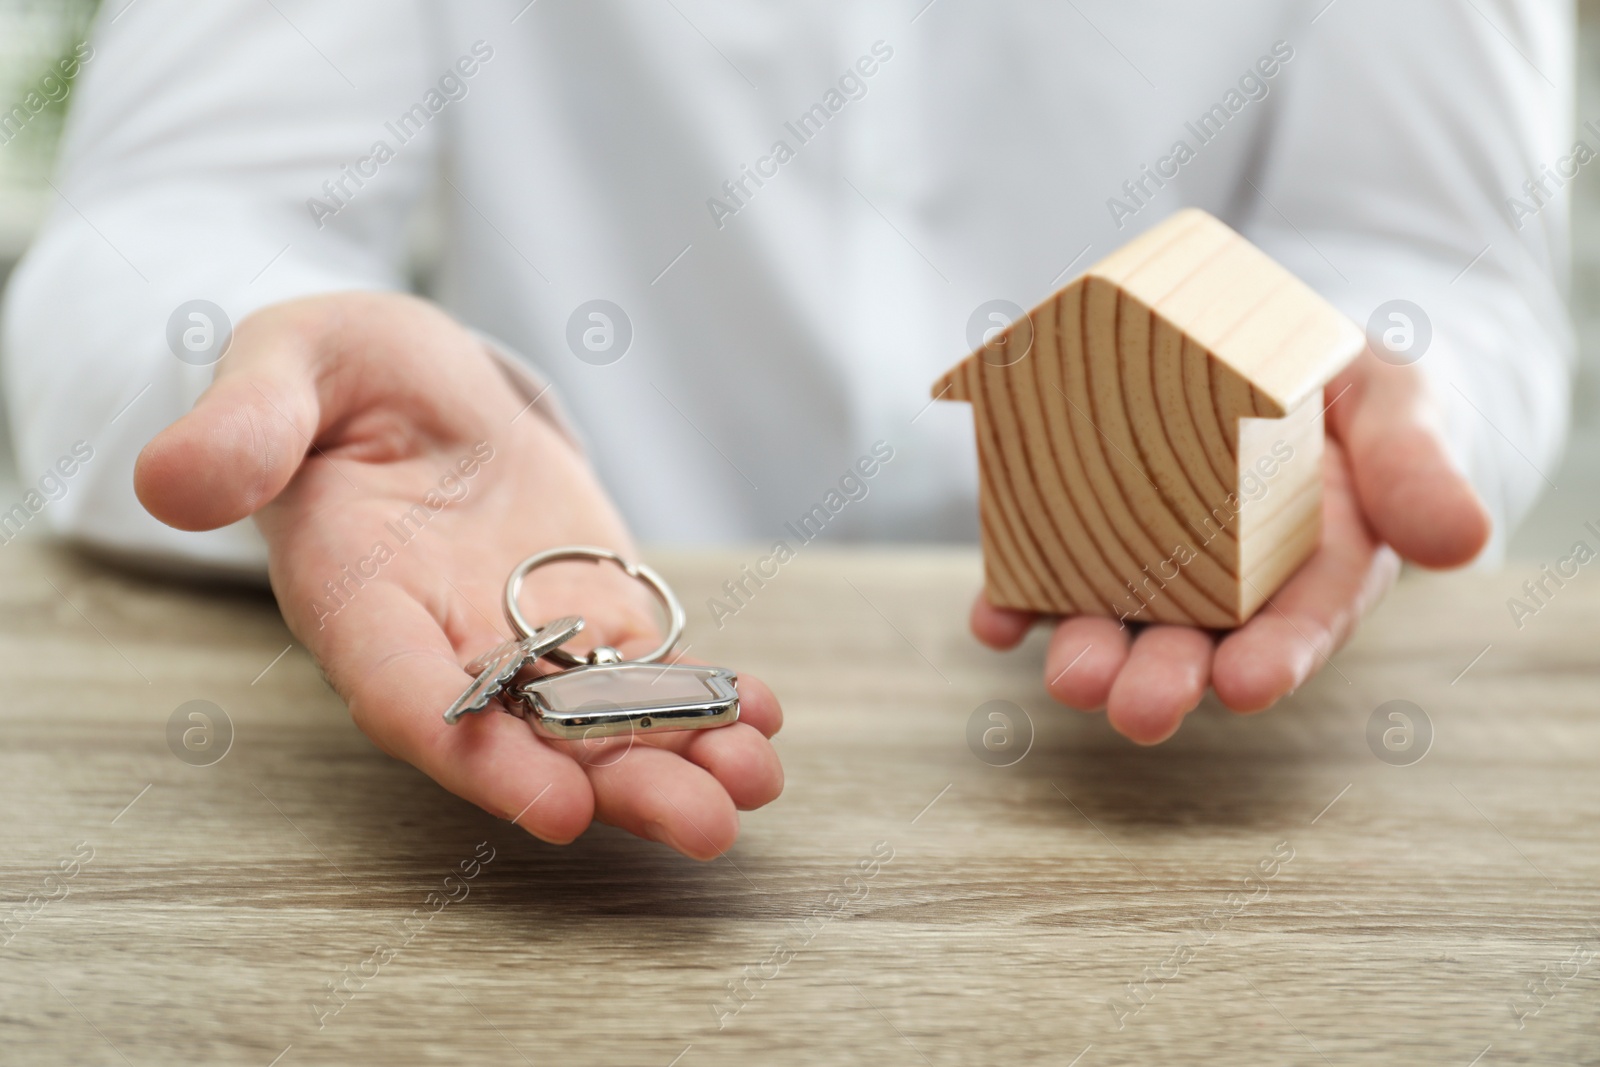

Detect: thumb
134,306,322,532
1327,352,1492,569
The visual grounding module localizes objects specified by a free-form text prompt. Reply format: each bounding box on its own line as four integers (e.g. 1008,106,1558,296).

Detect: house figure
933,208,1364,628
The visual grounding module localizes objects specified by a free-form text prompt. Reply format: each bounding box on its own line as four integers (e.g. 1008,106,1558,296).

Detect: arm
979,0,1570,742
3,2,784,855
135,291,783,857
1244,0,1575,555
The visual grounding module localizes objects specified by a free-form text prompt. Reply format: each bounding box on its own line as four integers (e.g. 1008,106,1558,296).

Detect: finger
670,723,784,811
1043,616,1132,710
1105,625,1214,744
1213,444,1401,712
1327,354,1491,568
135,293,516,531
134,330,320,531
1214,546,1398,713
582,745,741,860
971,594,1036,649
728,673,783,738
312,582,595,845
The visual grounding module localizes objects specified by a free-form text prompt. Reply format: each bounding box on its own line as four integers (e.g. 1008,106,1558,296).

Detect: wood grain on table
0,541,1596,1066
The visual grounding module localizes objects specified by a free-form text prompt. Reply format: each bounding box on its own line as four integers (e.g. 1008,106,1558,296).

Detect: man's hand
135,292,783,858
969,351,1492,744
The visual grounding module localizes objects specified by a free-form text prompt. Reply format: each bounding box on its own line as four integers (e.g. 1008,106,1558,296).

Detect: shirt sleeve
0,0,439,578
1238,0,1576,563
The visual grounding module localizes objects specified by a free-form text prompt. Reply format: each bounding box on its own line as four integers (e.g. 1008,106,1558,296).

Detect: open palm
136,292,783,858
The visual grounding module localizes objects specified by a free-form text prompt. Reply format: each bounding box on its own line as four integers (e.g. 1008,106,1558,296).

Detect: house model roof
935,208,1363,415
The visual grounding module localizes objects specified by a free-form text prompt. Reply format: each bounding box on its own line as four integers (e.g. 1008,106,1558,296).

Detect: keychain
443,546,740,741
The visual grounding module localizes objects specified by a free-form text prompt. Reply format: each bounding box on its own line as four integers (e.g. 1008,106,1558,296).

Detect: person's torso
432,1,1294,544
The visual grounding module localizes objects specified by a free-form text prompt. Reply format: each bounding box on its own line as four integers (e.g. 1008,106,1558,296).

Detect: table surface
0,540,1596,1066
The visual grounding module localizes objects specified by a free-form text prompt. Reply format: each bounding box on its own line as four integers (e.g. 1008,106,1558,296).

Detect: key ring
448,545,735,736
502,546,685,668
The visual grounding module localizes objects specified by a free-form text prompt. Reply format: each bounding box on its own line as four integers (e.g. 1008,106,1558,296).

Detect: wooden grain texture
1,540,1597,1066
934,209,1363,627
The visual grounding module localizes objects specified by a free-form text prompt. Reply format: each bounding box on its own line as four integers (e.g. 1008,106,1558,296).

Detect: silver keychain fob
448,546,743,742
515,663,739,740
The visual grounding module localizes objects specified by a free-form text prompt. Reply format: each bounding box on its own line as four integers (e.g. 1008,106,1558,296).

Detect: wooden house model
933,208,1364,628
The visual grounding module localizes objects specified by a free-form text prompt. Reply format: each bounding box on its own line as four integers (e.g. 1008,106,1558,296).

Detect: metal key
444,615,584,724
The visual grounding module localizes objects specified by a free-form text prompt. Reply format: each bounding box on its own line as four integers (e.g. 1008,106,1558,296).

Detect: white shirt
0,0,1575,574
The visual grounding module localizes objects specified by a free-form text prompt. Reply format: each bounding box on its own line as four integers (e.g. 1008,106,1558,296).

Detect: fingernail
1290,646,1317,692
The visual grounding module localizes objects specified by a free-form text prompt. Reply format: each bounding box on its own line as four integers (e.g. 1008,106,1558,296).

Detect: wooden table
1,541,1595,1066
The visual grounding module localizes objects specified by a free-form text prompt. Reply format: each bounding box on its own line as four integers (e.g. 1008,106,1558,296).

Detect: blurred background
0,0,1594,560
